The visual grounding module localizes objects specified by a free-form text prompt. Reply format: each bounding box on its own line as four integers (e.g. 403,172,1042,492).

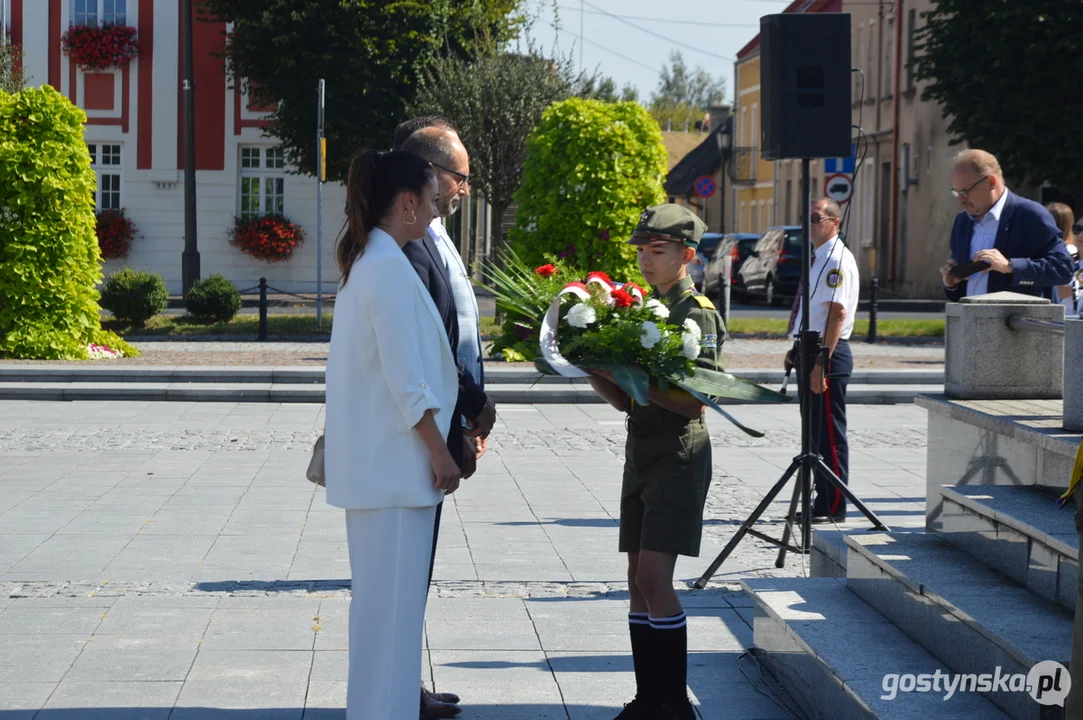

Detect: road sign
825,144,856,174
694,175,717,198
825,173,853,204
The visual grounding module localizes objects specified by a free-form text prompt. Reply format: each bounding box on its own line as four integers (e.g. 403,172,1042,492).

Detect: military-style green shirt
629,275,727,423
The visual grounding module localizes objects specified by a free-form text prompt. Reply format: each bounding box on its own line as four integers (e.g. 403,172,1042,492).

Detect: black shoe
613,698,654,719
656,699,696,720
793,510,846,525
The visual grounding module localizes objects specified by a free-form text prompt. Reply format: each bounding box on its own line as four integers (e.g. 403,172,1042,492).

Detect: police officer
784,198,859,524
587,204,726,720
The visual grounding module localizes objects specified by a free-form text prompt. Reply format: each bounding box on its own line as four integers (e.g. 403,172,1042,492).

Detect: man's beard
441,195,461,218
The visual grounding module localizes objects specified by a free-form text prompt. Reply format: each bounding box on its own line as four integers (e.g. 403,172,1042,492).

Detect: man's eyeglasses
951,176,987,199
432,163,470,189
810,213,838,224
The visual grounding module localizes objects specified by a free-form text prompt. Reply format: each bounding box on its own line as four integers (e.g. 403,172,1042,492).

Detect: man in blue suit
939,149,1074,300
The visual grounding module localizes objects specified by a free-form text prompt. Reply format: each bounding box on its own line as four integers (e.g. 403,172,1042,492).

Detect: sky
513,0,795,105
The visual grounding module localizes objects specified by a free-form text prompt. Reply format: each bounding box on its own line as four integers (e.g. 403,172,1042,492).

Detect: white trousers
345,506,436,720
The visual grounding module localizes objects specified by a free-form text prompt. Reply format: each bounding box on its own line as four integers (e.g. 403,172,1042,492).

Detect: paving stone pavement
0,338,945,370
0,400,930,719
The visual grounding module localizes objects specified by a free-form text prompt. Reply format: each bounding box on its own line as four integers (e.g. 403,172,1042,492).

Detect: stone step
939,485,1078,613
0,381,942,405
0,365,944,386
845,532,1073,720
741,577,1009,719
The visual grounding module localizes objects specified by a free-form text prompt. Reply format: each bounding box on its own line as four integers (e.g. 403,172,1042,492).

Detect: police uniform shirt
791,235,860,341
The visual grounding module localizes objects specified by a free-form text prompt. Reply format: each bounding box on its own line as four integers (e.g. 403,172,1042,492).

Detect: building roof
736,0,840,62
661,132,708,171
664,127,727,196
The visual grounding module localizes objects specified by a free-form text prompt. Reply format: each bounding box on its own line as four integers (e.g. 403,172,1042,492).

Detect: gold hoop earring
403,209,417,225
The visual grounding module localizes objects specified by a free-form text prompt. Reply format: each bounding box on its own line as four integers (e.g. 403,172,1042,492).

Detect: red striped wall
10,0,22,47
48,0,60,89
177,7,226,171
136,0,154,169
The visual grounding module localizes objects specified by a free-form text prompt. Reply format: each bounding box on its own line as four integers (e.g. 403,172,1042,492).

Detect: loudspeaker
760,13,852,160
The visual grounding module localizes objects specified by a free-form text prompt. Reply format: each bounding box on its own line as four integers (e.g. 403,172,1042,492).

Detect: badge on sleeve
826,269,844,288
702,333,718,349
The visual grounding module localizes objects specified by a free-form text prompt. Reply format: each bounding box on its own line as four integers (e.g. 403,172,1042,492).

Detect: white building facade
7,0,345,294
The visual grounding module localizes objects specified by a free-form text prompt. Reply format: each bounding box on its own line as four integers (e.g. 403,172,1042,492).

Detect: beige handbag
307,434,325,487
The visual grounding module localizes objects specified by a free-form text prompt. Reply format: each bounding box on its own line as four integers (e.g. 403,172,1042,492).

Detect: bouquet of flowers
534,272,788,437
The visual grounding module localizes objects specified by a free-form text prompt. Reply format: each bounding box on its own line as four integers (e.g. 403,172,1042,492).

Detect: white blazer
324,228,459,510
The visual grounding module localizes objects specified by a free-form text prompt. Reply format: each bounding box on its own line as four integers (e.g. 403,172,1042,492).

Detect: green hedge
184,274,242,323
100,268,169,327
0,85,137,359
508,98,668,283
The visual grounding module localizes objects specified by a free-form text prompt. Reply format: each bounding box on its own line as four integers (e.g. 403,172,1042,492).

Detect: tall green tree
649,51,726,129
411,49,575,250
0,39,24,94
201,0,522,182
914,1,1083,203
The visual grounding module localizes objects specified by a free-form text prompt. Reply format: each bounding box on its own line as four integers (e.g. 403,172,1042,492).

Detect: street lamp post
180,0,200,293
715,127,731,233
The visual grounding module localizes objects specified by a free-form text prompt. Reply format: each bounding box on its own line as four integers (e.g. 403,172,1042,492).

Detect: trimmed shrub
0,85,137,359
100,268,168,327
185,274,242,323
508,98,669,283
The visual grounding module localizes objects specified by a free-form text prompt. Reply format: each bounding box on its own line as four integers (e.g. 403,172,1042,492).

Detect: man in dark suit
395,117,494,720
939,149,1074,300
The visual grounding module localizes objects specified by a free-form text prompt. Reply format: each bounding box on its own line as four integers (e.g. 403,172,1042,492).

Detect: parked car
702,233,760,303
689,232,726,291
737,226,805,306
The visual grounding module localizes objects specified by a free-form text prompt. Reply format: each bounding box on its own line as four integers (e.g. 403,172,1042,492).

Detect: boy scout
587,204,726,720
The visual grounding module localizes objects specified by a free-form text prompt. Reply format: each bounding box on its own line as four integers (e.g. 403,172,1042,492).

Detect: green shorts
618,414,712,557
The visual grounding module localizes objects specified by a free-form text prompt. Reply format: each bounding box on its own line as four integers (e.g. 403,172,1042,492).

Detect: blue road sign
694,175,717,198
825,144,857,175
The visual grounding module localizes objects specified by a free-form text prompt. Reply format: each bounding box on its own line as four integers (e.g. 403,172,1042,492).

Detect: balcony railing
729,147,758,183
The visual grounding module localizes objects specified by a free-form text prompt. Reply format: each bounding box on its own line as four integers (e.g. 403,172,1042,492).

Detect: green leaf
678,385,766,438
593,363,650,406
675,368,793,404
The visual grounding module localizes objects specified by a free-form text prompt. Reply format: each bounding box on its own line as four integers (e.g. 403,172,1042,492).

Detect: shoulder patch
692,294,716,310
701,333,718,349
825,269,844,289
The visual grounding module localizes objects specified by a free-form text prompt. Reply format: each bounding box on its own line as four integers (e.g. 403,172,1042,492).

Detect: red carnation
535,264,557,278
611,289,634,308
586,271,612,284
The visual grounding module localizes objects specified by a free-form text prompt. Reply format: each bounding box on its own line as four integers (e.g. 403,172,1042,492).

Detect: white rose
681,332,701,360
683,318,702,340
566,303,597,329
645,299,670,320
640,321,662,349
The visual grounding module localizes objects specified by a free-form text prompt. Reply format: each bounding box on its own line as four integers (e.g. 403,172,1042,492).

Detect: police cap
628,204,708,249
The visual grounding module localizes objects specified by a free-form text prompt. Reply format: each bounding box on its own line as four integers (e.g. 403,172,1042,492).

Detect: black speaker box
760,13,852,160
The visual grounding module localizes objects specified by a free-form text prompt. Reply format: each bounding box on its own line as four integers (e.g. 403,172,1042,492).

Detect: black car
736,226,805,306
702,233,759,302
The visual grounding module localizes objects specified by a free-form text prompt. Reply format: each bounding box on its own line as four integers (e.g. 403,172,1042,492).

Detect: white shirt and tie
427,219,484,386
790,235,860,341
965,187,1009,297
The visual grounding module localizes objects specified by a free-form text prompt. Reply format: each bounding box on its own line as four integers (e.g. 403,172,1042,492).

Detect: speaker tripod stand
693,158,890,590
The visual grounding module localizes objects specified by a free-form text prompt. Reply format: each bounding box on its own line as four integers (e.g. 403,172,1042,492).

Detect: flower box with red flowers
96,208,137,261
62,23,141,71
229,214,306,263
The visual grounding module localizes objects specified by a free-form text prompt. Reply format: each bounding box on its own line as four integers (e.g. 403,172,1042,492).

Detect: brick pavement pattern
0,339,944,369
0,400,929,718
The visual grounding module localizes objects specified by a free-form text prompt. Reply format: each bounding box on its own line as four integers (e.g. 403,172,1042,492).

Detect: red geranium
535,264,557,278
95,208,137,260
229,214,306,263
610,289,634,308
62,23,140,71
586,271,612,284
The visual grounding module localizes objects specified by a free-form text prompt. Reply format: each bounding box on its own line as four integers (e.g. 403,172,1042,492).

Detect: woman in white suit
325,150,462,720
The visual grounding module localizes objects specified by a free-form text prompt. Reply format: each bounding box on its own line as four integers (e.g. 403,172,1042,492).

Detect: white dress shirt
324,229,459,511
966,189,1009,297
792,235,860,341
427,219,484,385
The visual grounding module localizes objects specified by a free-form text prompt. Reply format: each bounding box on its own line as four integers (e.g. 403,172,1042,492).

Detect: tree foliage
411,49,575,242
0,86,136,359
0,39,24,94
649,51,725,129
508,97,668,283
913,1,1083,201
201,0,522,182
